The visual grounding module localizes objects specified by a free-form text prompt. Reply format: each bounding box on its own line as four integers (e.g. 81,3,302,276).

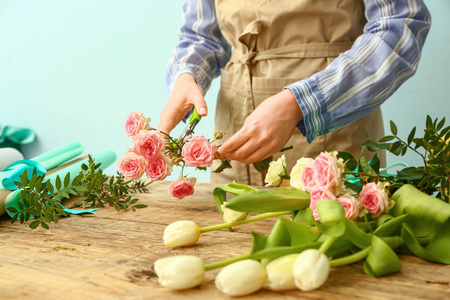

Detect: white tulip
293,249,330,291
154,255,204,289
220,204,248,223
265,254,299,291
163,220,201,247
215,259,266,296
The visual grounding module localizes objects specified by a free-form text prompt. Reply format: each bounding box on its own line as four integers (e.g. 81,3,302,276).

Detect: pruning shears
179,107,202,143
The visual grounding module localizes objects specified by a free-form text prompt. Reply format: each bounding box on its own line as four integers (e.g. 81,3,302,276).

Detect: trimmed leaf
363,235,401,277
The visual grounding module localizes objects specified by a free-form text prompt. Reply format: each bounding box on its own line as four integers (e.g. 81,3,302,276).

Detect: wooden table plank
1,181,449,299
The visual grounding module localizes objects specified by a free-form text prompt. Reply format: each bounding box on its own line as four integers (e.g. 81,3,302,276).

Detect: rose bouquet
118,111,220,199
153,116,450,296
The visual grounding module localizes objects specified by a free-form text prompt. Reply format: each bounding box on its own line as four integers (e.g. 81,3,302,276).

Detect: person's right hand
157,73,208,135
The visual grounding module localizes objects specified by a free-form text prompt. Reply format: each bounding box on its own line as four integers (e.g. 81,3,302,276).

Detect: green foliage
361,116,450,202
8,156,150,229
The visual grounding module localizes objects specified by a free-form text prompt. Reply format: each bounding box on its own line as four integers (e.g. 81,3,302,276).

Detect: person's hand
216,89,303,164
157,73,208,135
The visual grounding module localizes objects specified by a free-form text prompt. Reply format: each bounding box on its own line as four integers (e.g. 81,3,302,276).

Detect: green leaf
261,218,291,265
293,207,316,226
316,200,346,237
133,204,147,209
369,154,380,173
359,155,376,176
250,231,268,254
253,156,273,172
212,159,232,173
279,217,321,246
390,121,398,135
378,135,395,142
41,221,49,229
407,127,416,145
373,214,408,237
21,169,28,187
337,151,357,171
250,243,321,261
64,173,71,187
391,184,450,237
344,219,371,249
29,220,40,229
363,235,401,277
7,207,18,214
225,187,310,213
46,181,54,194
55,176,62,191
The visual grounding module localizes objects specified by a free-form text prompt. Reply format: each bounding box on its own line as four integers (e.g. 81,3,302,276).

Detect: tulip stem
199,211,291,233
329,246,371,267
318,235,338,254
204,253,251,271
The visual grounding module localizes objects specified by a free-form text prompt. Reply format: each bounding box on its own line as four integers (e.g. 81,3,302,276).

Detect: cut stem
204,253,251,271
329,246,371,267
199,211,290,233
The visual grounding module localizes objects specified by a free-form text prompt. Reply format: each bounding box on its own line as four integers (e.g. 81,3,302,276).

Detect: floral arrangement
153,116,450,296
118,111,220,199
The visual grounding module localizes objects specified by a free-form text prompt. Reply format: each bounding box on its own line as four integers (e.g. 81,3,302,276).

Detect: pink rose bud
360,182,390,217
145,154,172,181
129,131,165,160
312,151,343,195
182,136,217,168
117,152,145,180
168,177,197,200
309,186,336,221
125,110,150,138
336,193,360,220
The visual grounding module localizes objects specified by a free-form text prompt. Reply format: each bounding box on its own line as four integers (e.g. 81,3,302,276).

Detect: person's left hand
216,89,303,164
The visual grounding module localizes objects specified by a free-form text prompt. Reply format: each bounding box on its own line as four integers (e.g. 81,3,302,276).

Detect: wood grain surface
0,181,449,300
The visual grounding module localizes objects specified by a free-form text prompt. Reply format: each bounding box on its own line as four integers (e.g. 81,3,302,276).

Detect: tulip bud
265,254,298,291
215,259,266,296
293,249,330,291
220,204,248,223
154,255,204,289
163,220,201,247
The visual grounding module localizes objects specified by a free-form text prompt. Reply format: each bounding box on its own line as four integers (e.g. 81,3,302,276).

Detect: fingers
157,74,207,134
217,130,250,161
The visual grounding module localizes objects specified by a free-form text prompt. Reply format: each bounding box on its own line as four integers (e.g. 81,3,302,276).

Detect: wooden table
1,181,449,299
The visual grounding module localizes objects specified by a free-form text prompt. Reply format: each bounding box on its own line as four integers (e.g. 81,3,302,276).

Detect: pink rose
182,136,217,168
301,162,315,191
312,151,343,195
129,131,165,160
117,152,145,180
125,110,150,138
309,186,336,221
145,154,172,181
337,193,360,220
168,177,197,199
360,182,390,217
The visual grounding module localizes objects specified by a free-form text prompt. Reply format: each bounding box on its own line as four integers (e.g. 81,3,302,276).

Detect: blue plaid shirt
166,0,431,143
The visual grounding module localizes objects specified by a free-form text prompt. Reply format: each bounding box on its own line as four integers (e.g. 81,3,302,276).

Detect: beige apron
211,0,385,185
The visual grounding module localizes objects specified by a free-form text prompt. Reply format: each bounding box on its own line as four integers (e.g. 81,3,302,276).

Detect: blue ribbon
1,159,96,215
1,160,47,190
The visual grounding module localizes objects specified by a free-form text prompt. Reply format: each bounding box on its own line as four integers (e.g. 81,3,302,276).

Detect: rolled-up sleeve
285,0,432,143
165,0,231,94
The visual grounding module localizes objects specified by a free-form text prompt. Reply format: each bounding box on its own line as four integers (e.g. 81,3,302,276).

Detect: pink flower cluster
300,151,391,221
118,111,218,200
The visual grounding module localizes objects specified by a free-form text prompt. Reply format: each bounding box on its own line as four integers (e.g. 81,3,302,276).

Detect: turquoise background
1,1,449,182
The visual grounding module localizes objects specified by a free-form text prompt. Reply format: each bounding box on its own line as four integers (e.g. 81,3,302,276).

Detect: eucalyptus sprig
7,156,150,229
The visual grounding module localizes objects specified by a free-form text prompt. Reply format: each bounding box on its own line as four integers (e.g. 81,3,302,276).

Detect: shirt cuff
284,78,330,143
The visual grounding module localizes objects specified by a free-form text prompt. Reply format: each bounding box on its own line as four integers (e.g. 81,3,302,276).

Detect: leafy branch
7,156,151,229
